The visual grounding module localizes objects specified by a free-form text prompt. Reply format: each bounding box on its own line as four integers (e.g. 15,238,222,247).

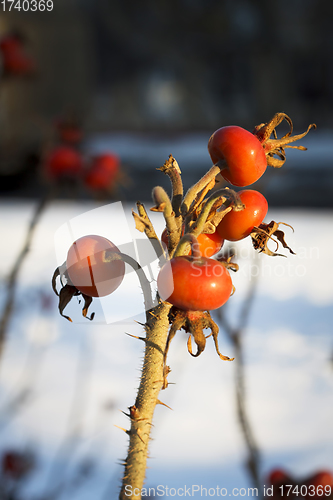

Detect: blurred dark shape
1,449,35,481
55,115,84,146
0,0,332,205
0,150,40,194
0,31,36,78
84,152,122,197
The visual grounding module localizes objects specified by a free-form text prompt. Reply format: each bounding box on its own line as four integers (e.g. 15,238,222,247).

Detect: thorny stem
105,251,155,315
119,300,172,500
0,193,51,360
215,269,261,494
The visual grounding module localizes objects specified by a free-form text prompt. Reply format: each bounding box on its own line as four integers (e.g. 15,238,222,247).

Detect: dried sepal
253,112,316,168
158,154,181,175
81,294,95,320
58,284,78,322
216,255,239,272
150,201,167,213
52,265,95,322
162,308,233,387
251,220,295,257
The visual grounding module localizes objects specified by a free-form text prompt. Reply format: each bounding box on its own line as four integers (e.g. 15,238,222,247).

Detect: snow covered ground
0,199,332,498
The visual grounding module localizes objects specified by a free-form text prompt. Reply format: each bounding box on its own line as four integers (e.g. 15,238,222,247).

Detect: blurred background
1,0,333,203
0,1,333,499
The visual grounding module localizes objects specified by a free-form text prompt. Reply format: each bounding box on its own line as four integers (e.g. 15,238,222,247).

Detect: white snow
0,199,332,497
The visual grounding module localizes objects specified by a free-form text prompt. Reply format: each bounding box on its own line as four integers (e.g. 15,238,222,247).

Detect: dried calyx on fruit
208,112,316,187
162,308,234,389
251,221,295,257
52,263,95,322
253,112,316,168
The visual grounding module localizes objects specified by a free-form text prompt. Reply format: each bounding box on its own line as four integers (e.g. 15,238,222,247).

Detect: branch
158,155,183,218
132,202,167,266
181,164,222,216
0,192,52,359
151,186,182,257
119,301,172,499
104,251,155,317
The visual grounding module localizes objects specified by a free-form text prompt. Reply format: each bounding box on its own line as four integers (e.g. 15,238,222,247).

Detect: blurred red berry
45,146,83,179
305,470,333,488
0,34,36,76
56,119,83,145
85,153,120,191
268,468,293,486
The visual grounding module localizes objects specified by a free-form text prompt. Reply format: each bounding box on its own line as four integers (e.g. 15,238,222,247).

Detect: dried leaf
253,113,316,169
150,201,167,212
251,220,295,257
132,210,149,233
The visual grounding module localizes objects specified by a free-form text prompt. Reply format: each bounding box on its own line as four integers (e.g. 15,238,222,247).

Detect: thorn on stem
156,399,173,410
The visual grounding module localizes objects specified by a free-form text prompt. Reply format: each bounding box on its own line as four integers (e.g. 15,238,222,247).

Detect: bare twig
132,202,167,266
0,192,52,360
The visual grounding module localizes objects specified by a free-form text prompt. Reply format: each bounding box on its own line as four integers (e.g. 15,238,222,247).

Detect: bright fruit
157,256,233,311
66,235,125,297
217,189,268,241
208,125,267,186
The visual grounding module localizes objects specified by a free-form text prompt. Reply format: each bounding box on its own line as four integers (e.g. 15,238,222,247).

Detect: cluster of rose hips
267,468,333,499
42,118,121,195
55,113,315,331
